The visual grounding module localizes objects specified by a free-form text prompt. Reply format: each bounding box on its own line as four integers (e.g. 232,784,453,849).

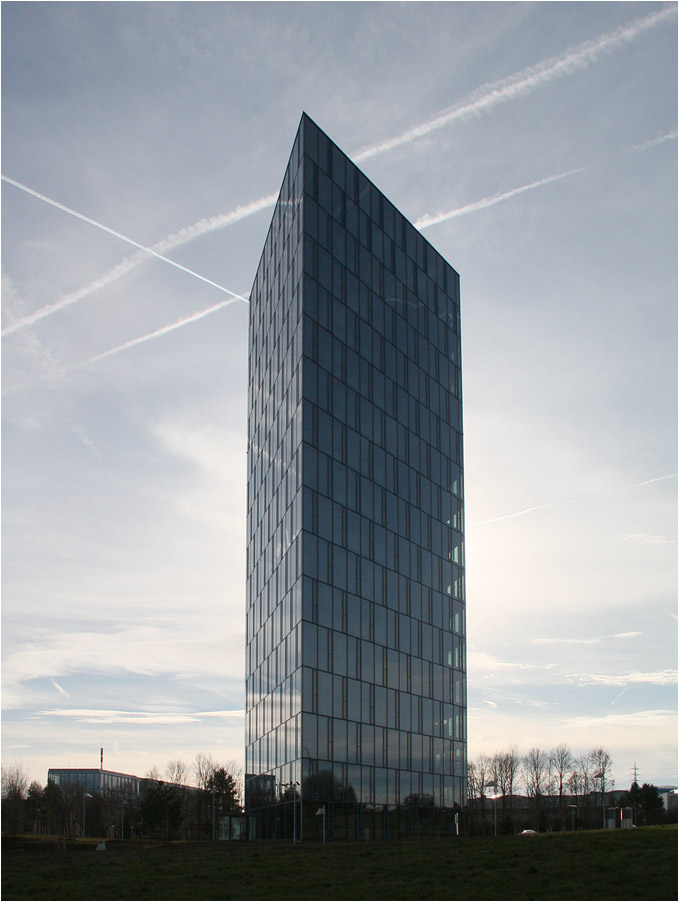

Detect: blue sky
2,2,676,790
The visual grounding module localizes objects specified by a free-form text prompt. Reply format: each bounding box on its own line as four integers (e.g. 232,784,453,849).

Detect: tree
589,747,612,810
144,766,162,781
523,747,548,830
549,744,573,800
43,779,69,835
548,743,574,827
496,747,521,805
166,759,189,785
625,782,665,825
139,782,184,840
1,764,28,835
25,781,46,834
523,747,548,800
207,767,241,815
194,753,217,791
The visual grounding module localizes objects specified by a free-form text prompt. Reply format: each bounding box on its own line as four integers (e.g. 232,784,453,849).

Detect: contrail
79,297,244,366
1,175,249,336
353,5,676,161
472,499,577,526
471,474,677,526
2,190,272,338
4,7,673,338
415,166,591,229
74,127,675,367
629,129,678,154
622,473,677,491
415,130,677,230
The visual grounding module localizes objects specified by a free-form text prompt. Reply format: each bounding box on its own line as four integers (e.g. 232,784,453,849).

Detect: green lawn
2,826,676,901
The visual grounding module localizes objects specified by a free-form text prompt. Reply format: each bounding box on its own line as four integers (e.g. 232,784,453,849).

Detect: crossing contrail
4,6,674,339
72,127,675,367
1,175,249,336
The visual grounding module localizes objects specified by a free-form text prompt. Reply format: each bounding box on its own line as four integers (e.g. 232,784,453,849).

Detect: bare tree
549,743,574,804
568,753,592,802
144,766,161,781
467,759,480,802
193,753,217,790
221,758,244,807
589,747,613,790
1,764,28,835
589,747,613,826
166,760,189,785
523,747,548,799
496,746,521,809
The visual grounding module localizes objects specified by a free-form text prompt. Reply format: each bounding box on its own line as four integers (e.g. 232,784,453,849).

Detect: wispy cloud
534,631,643,646
0,175,249,336
573,670,677,687
622,533,675,546
39,708,244,725
69,424,102,459
354,5,676,161
470,649,555,673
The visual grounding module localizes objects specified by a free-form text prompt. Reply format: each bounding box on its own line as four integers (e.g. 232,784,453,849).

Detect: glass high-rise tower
245,114,465,840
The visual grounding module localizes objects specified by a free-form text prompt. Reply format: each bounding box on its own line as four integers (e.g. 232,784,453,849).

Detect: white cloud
150,413,246,535
573,670,677,688
2,623,245,708
38,708,244,725
622,533,675,546
469,649,555,674
533,631,643,646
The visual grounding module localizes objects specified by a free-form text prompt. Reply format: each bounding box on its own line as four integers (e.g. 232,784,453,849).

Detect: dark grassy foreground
2,826,676,901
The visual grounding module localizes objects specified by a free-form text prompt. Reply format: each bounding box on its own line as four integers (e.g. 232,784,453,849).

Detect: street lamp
282,781,301,844
483,780,498,837
82,792,93,838
315,805,326,843
567,804,577,832
593,771,605,828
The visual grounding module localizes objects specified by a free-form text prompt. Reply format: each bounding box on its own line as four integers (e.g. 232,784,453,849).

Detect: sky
2,1,676,792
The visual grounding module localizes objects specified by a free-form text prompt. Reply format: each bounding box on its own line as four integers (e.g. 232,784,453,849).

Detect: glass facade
245,115,465,837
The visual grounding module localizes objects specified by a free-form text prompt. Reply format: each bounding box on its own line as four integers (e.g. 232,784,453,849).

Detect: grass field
2,826,676,901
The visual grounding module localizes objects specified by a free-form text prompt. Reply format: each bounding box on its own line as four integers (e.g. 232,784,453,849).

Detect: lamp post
483,780,498,837
593,771,605,828
315,805,326,843
567,804,577,832
282,781,301,844
82,792,93,838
